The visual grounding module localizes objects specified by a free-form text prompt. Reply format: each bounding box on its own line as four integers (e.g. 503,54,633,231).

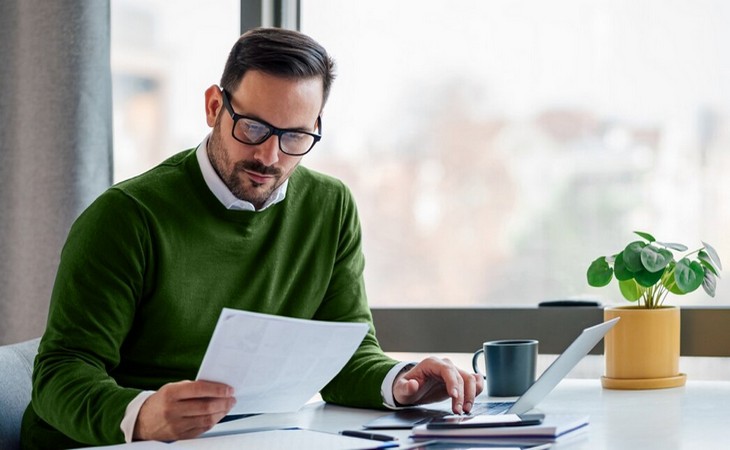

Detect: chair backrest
0,338,40,450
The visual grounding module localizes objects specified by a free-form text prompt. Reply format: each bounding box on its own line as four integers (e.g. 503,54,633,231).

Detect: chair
0,338,40,450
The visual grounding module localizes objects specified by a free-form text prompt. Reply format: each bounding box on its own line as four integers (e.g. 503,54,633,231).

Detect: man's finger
462,370,478,413
437,364,464,414
168,412,229,439
166,380,235,401
179,397,237,418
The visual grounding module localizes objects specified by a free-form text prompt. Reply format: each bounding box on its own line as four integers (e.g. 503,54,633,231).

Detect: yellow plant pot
601,305,686,389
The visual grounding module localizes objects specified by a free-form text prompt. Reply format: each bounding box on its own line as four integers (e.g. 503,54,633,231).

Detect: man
21,28,483,448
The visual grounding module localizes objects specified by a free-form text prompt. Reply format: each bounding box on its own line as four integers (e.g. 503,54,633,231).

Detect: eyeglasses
220,88,322,156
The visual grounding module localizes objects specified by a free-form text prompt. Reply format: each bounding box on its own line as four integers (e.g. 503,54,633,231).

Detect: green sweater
21,149,398,449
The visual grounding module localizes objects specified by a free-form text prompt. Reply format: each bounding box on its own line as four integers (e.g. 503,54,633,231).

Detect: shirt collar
196,135,288,212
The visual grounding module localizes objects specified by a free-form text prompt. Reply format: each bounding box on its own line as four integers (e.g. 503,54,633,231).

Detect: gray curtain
0,1,113,344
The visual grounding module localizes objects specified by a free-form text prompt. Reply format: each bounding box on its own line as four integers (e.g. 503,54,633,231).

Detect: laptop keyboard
469,401,513,415
363,401,514,429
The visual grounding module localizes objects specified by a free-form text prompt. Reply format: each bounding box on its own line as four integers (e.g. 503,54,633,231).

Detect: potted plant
586,231,722,389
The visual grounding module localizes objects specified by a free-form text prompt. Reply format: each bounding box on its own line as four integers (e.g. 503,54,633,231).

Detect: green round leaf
702,241,723,271
664,270,685,294
675,258,704,293
587,257,613,287
618,278,642,301
634,267,665,287
656,241,688,252
640,246,673,273
702,270,717,298
633,231,656,242
698,251,720,277
623,241,646,272
613,252,634,281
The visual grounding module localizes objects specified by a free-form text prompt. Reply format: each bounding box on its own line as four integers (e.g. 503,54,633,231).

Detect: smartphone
426,413,545,429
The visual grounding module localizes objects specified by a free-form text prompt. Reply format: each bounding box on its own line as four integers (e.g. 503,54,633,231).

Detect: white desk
194,378,730,449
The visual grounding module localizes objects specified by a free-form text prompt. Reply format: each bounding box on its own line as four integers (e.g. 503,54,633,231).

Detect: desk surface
196,378,729,449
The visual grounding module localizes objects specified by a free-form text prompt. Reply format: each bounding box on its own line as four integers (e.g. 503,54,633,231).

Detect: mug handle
472,348,486,378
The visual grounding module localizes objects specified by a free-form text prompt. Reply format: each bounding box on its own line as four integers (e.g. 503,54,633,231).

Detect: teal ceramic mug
472,339,538,397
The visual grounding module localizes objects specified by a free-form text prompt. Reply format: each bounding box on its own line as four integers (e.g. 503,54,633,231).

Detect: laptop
363,317,619,429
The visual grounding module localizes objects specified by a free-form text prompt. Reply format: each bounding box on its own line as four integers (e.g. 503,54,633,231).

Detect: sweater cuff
121,390,155,443
380,361,417,409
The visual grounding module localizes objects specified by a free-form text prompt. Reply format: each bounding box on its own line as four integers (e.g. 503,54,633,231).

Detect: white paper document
196,308,368,415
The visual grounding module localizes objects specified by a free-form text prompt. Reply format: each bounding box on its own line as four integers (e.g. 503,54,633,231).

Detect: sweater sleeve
31,189,148,445
316,186,399,409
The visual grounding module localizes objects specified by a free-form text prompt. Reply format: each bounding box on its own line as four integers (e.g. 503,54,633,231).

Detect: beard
207,117,283,208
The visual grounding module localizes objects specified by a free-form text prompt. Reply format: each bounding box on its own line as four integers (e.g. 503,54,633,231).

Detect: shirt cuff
120,391,155,443
380,361,417,409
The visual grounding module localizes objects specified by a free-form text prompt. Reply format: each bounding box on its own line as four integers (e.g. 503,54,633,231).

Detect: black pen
340,430,398,441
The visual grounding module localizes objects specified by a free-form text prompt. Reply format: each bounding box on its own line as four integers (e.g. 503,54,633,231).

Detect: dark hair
220,27,336,107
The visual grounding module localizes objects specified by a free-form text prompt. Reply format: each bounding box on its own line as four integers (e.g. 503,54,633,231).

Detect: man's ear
204,85,223,127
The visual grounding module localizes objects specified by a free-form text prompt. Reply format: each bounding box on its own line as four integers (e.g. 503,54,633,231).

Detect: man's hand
133,380,236,441
392,357,484,414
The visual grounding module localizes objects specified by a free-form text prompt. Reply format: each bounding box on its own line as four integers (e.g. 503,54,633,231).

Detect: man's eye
240,120,269,140
283,132,308,143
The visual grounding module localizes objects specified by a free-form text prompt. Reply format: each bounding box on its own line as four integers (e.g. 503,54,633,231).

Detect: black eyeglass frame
220,88,322,156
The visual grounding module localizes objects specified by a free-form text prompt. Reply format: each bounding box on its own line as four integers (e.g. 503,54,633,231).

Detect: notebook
410,413,590,441
363,318,619,429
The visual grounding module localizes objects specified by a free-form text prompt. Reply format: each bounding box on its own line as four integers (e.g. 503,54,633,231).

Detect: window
112,0,730,308
107,0,729,376
301,0,730,307
111,0,240,182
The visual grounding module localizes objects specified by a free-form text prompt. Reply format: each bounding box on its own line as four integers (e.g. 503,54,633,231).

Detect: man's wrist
381,362,417,409
121,391,155,442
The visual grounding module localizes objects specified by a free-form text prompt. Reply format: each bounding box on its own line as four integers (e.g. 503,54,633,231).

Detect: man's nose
252,135,280,166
